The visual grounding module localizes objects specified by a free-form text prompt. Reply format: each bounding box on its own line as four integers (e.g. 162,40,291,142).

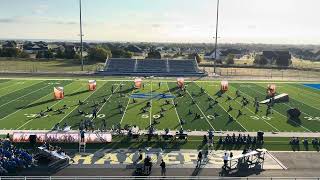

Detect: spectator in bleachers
0,138,36,175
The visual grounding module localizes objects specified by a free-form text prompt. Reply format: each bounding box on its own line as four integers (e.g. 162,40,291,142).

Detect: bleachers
136,59,167,73
169,60,198,73
101,58,205,76
105,59,135,73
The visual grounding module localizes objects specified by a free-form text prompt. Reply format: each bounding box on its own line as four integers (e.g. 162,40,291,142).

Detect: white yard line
0,83,50,108
0,81,22,91
0,84,53,122
165,82,183,129
185,90,216,131
238,86,312,132
97,84,121,114
54,83,104,128
194,82,248,132
120,86,135,125
256,84,320,111
0,84,35,98
226,85,280,132
17,85,84,130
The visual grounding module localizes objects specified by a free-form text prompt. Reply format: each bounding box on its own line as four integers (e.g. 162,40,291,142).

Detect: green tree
64,48,76,59
88,46,112,62
253,54,268,65
36,50,54,59
18,51,30,58
225,54,235,65
146,51,161,59
0,48,20,57
111,49,133,58
188,53,203,63
55,49,65,59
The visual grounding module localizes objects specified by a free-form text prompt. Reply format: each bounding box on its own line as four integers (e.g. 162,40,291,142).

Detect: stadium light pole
79,0,84,71
213,0,220,74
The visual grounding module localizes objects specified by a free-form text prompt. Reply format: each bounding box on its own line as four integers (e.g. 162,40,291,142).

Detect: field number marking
85,114,106,119
304,116,320,121
250,115,272,121
24,114,49,118
141,114,161,119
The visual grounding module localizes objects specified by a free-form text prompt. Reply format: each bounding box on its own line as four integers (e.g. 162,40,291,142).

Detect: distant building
204,49,223,60
23,41,48,54
262,51,291,63
2,40,17,49
204,48,246,60
125,45,145,56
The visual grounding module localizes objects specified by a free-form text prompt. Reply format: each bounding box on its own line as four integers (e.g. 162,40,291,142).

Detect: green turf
0,78,319,133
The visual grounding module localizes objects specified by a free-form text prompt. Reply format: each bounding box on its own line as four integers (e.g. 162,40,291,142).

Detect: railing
0,177,320,180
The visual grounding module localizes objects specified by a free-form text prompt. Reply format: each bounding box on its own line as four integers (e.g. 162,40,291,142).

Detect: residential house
23,41,48,54
2,40,17,49
204,48,246,60
262,51,291,63
125,45,145,56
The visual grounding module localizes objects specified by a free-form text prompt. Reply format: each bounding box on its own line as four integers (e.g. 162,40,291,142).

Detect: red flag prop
221,81,228,92
54,87,64,100
134,78,142,89
88,80,97,91
177,78,185,88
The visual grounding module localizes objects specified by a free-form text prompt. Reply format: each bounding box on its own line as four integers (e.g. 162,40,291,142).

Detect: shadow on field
66,89,89,97
22,99,56,109
287,117,302,126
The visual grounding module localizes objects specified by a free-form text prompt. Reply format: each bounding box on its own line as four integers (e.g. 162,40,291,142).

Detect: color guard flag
134,78,142,89
221,81,228,92
267,84,276,96
88,80,97,91
177,78,185,88
54,87,64,100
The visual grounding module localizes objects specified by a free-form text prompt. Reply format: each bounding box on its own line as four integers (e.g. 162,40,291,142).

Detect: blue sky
0,0,319,44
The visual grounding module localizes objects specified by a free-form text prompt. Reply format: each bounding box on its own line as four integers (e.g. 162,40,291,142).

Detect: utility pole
79,0,84,71
213,0,220,74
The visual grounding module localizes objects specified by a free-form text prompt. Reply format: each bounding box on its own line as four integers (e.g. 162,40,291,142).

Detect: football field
0,78,319,133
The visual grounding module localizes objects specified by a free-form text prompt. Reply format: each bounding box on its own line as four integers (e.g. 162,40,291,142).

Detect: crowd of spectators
0,137,36,175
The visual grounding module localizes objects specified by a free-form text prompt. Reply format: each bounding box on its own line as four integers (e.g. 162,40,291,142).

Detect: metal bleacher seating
105,58,135,73
100,58,205,76
168,60,198,73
